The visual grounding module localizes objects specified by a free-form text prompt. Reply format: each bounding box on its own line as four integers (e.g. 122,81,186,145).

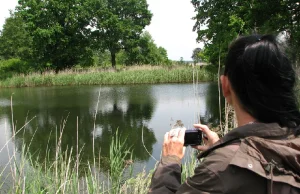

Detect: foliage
91,0,153,68
124,32,171,65
191,0,300,66
0,0,171,72
0,12,32,60
90,32,172,66
191,48,202,64
93,50,112,67
177,57,186,65
109,130,133,193
0,58,33,75
181,149,199,183
16,0,94,71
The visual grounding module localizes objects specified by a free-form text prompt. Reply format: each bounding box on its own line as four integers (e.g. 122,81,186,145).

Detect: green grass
0,65,217,88
0,125,197,194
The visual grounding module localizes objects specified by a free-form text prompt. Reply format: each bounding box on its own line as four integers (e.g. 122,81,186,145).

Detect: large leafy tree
192,0,247,65
191,0,299,65
0,12,32,60
124,31,170,65
91,0,152,68
17,0,94,71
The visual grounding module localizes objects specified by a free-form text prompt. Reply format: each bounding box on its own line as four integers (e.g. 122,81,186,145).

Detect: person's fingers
171,136,178,141
194,123,220,147
164,132,169,142
194,124,216,140
203,137,208,145
178,128,186,143
182,146,186,155
163,129,186,159
163,132,169,156
194,124,211,135
168,130,172,139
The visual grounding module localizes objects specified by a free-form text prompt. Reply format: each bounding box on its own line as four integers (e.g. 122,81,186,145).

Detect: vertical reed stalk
218,48,222,132
76,116,79,194
93,89,101,173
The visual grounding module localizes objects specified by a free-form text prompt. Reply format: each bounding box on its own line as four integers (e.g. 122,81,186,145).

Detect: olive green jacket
149,123,300,194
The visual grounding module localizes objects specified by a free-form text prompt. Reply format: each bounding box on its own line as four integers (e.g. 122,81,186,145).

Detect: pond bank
0,128,197,194
0,66,217,88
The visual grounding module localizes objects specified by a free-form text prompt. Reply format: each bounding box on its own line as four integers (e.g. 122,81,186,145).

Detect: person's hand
192,124,220,151
162,128,186,160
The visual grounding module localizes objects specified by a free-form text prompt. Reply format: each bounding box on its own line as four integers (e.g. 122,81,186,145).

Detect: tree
91,0,152,68
158,47,170,65
124,31,170,65
191,0,300,66
0,11,32,60
191,0,249,65
17,0,94,71
191,48,202,64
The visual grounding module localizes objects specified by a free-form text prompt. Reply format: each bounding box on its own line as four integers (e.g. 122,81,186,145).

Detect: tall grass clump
181,148,199,183
0,65,217,88
0,98,149,194
0,123,153,194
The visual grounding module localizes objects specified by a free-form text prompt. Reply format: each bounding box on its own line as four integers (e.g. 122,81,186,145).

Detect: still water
0,83,220,174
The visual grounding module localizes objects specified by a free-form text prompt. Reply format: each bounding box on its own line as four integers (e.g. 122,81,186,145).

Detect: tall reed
0,66,217,88
0,123,145,193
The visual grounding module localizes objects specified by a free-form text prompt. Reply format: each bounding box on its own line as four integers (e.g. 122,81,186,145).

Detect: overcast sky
0,0,202,60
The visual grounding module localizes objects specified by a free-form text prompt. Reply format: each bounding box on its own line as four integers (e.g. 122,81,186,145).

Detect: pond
0,83,221,177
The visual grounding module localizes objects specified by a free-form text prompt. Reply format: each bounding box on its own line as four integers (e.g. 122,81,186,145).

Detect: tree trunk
111,51,116,69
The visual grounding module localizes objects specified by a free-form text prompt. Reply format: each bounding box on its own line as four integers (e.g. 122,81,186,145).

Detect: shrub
0,58,33,75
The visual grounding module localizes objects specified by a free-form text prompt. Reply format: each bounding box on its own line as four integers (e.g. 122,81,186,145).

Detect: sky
0,0,202,61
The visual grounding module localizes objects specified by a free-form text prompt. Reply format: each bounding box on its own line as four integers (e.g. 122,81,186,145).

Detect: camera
184,129,202,146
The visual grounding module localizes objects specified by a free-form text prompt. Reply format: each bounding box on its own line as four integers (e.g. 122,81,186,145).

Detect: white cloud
0,0,202,61
0,0,18,30
146,0,203,60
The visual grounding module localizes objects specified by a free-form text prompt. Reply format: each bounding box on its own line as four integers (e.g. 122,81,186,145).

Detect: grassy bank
0,65,217,88
0,127,197,194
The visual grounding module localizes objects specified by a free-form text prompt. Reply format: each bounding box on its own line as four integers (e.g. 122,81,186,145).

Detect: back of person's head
224,34,300,129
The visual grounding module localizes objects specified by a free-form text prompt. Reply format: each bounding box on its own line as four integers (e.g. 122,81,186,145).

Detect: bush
0,58,33,75
202,65,218,74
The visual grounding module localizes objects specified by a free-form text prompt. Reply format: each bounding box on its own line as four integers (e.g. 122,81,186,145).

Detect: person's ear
220,75,232,104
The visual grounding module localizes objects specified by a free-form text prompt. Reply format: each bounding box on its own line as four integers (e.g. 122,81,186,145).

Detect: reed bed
0,66,217,88
0,126,197,194
0,121,157,194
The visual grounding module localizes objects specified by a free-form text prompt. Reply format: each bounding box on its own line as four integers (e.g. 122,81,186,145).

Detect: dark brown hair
224,34,300,129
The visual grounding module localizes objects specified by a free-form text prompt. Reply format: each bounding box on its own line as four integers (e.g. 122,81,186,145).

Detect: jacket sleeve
148,155,224,194
177,164,224,194
148,155,182,193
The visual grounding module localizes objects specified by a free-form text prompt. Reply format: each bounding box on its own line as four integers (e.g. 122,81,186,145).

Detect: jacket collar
221,122,290,143
198,123,291,159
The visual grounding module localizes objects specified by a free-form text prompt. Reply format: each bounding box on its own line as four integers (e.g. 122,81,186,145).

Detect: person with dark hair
149,34,300,194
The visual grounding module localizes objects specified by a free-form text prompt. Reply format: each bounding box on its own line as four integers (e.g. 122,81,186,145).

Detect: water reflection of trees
199,83,225,127
0,86,156,172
